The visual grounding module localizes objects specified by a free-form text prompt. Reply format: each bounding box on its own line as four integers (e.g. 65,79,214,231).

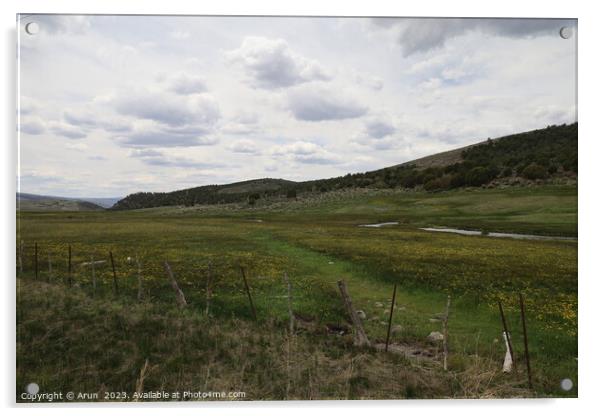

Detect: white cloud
226,36,331,89
228,139,259,154
270,141,341,165
286,84,367,121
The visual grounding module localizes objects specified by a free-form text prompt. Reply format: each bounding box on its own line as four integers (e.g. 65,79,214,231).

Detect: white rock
375,302,384,308
356,310,367,320
427,331,444,342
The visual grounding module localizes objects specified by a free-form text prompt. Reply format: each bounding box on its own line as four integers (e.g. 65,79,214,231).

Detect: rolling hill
112,123,577,210
17,193,106,211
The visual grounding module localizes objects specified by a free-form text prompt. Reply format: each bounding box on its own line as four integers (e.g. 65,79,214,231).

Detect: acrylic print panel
16,14,577,402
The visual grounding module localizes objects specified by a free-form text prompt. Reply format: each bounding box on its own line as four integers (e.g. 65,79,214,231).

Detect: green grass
16,185,577,400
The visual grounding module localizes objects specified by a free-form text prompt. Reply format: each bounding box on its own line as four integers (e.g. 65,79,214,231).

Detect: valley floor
16,185,578,400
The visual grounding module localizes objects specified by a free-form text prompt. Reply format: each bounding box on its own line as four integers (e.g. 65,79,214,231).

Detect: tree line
112,123,577,210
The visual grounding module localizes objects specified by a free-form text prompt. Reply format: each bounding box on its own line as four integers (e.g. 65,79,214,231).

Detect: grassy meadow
16,185,577,400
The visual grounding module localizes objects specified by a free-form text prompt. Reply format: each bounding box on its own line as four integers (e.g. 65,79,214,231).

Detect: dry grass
17,278,534,402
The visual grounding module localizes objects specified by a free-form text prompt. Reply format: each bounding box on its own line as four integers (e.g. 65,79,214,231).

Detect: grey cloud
129,149,223,169
114,91,220,127
365,119,396,139
49,121,86,139
374,18,576,56
64,110,97,128
228,139,258,154
226,36,331,89
167,73,208,95
116,129,218,148
64,108,132,133
19,118,46,135
287,85,367,121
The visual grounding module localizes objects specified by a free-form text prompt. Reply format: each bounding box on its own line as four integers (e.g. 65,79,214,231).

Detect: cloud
270,141,341,165
28,15,91,35
64,108,133,133
49,121,86,139
220,111,260,135
372,18,576,56
286,84,367,121
114,90,220,127
352,118,402,150
19,117,46,135
226,36,331,89
129,149,222,168
228,139,259,154
64,109,98,128
165,72,208,95
365,119,396,139
115,127,218,148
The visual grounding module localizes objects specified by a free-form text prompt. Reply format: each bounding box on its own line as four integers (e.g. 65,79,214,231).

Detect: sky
17,15,577,198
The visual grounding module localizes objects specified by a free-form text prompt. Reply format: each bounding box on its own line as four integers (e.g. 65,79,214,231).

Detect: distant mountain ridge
17,193,122,211
108,123,577,210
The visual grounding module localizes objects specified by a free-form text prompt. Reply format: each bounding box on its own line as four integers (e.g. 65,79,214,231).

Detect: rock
429,318,440,323
375,302,384,308
427,331,444,342
391,325,402,334
356,310,367,320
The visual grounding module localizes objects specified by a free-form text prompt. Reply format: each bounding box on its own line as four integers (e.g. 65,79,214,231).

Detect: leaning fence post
519,293,533,389
385,284,397,352
443,295,451,370
240,266,257,320
67,245,72,286
136,256,143,301
498,300,515,369
109,251,118,294
34,242,39,280
164,261,187,307
283,272,295,334
337,280,370,347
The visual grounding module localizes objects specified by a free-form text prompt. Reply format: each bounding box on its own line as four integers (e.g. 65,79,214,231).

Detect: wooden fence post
337,280,370,347
385,284,397,352
497,300,515,367
443,295,451,370
284,272,295,334
519,293,533,389
240,266,257,320
164,261,187,307
34,242,38,280
109,251,118,294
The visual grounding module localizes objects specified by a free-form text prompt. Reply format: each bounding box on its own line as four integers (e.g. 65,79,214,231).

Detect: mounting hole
560,378,573,391
559,26,573,40
25,22,39,35
26,382,39,395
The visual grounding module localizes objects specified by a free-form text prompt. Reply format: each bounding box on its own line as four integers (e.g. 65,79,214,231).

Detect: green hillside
112,123,577,210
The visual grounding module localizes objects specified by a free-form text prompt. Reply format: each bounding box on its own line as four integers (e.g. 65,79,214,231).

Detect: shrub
521,163,549,180
465,167,492,187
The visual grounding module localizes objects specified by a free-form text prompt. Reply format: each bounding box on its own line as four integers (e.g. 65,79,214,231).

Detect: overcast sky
18,15,577,198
